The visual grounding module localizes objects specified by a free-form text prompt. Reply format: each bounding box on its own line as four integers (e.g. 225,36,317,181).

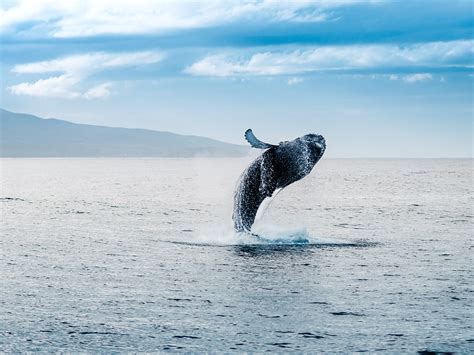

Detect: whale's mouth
315,141,326,158
315,135,326,152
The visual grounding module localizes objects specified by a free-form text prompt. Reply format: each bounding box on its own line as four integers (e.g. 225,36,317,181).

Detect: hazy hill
0,109,249,157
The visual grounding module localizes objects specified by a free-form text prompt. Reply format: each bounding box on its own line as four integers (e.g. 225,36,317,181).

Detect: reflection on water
234,241,378,258
235,244,313,257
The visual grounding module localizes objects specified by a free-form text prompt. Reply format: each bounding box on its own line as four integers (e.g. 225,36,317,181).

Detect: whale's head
301,133,326,163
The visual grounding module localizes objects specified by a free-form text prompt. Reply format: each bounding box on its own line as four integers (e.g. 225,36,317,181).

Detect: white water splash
255,188,282,221
160,224,356,246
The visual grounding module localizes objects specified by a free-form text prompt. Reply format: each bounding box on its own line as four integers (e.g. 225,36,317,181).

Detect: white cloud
9,74,82,98
0,0,374,37
185,40,474,76
287,77,304,85
12,51,164,75
83,82,112,99
9,51,163,99
402,73,433,83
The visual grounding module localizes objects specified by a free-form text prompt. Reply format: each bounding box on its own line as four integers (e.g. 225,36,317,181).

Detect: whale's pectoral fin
259,149,277,197
245,129,278,149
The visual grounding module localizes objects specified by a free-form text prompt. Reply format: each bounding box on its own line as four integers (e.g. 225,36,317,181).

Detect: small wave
157,225,373,247
0,197,25,202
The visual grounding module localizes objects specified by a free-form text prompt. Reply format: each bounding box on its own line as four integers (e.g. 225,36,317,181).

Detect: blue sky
1,0,473,157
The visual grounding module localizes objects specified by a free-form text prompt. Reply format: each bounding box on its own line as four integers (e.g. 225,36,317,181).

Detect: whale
232,129,326,232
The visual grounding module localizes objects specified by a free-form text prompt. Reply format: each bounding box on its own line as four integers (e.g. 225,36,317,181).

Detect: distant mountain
0,109,249,157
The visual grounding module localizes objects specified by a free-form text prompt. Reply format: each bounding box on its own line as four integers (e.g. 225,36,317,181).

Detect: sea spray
162,224,353,246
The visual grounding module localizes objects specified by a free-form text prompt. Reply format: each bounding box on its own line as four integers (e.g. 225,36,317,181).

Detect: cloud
83,82,112,99
0,0,374,37
185,40,474,76
401,73,433,83
9,51,163,99
287,77,304,85
9,74,82,98
12,51,164,75
365,73,436,83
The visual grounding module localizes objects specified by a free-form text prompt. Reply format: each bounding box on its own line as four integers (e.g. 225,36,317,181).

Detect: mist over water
1,158,473,352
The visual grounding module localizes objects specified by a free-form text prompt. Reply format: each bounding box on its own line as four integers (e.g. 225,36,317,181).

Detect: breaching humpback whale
233,129,326,232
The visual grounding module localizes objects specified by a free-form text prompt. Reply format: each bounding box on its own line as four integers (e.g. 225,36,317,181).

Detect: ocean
1,158,472,352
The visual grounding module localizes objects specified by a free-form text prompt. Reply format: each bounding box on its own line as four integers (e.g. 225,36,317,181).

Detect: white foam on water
160,223,358,247
250,224,353,245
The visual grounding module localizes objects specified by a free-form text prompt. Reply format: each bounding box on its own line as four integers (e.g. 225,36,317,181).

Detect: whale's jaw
303,134,326,163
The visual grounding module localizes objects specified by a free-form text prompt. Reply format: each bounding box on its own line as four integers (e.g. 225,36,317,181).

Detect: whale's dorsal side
244,129,278,149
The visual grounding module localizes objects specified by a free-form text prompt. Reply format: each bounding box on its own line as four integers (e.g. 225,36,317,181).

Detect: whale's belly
232,157,267,232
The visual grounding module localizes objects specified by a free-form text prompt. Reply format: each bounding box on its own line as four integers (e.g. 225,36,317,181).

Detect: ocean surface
1,158,473,352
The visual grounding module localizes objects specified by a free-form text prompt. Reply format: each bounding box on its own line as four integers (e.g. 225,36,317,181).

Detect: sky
1,0,473,157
